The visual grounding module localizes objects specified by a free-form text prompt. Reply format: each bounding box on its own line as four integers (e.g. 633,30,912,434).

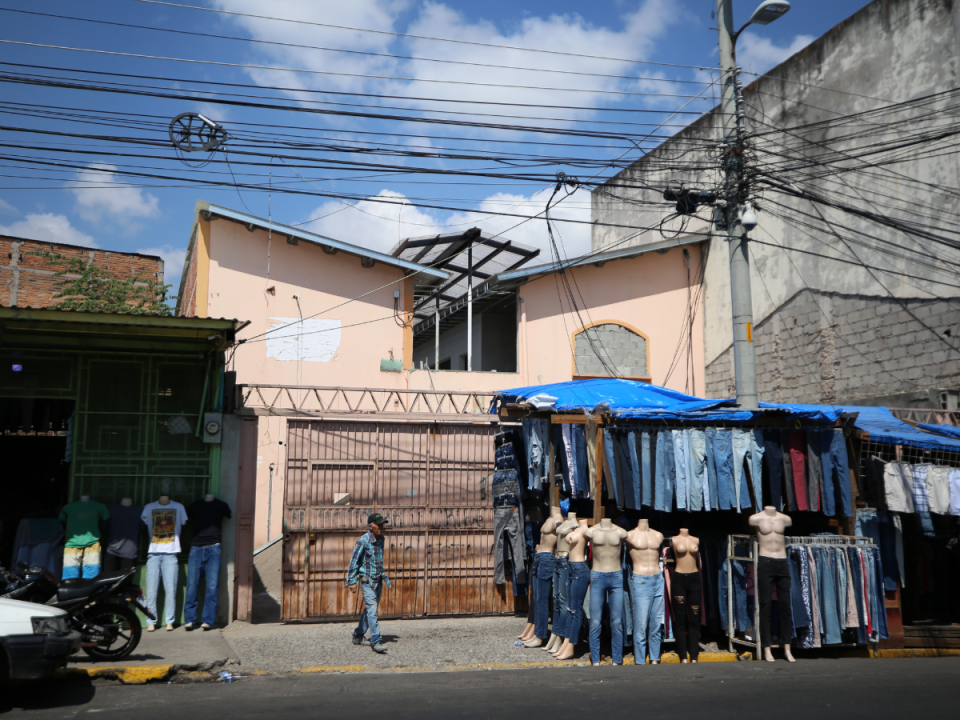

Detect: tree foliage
30,252,174,316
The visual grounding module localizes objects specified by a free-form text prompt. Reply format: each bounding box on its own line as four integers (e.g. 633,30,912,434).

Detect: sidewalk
59,626,238,684
221,616,735,674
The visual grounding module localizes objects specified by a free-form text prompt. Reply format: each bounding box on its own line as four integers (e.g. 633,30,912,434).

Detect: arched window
572,321,650,380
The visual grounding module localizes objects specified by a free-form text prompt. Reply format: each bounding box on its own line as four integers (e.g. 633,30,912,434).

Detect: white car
0,597,81,683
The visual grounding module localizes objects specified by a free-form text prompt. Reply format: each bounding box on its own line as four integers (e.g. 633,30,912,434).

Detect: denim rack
725,535,762,658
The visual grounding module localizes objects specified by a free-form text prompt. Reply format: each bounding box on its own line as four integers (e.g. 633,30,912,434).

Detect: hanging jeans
553,557,570,639
533,553,555,640
604,431,621,507
631,571,665,663
655,430,675,512
353,579,383,646
789,431,809,511
806,430,823,512
493,508,526,585
705,428,719,511
522,418,549,491
763,434,785,511
732,429,752,511
673,430,689,511
669,569,701,661
589,570,625,664
566,561,591,644
820,429,853,517
641,430,655,508
816,550,842,644
145,552,179,627
749,430,766,510
184,543,221,627
780,430,796,511
687,429,706,512
788,549,809,633
574,427,590,498
627,431,642,511
757,556,793,647
713,429,736,510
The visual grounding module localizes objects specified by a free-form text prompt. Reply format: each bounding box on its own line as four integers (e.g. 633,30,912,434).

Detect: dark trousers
102,552,136,574
669,569,701,661
757,556,793,647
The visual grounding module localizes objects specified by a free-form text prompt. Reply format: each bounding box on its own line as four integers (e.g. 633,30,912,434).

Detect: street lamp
733,1,792,42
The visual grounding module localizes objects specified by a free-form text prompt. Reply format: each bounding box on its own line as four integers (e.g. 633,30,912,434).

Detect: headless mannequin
584,519,628,665
627,519,663,575
523,506,563,647
670,529,700,663
627,519,665,664
543,510,572,653
749,507,796,663
552,518,589,660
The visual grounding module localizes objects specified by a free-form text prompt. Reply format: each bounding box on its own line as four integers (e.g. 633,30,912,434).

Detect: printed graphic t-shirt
59,500,110,548
141,501,188,554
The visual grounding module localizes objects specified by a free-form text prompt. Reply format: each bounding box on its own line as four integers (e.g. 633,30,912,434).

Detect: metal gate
281,420,518,620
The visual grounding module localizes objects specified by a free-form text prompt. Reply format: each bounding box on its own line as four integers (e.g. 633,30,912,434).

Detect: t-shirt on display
105,503,143,559
59,500,110,548
141,501,188,554
187,498,232,546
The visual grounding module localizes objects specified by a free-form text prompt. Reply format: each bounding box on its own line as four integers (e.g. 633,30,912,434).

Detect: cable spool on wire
168,112,227,152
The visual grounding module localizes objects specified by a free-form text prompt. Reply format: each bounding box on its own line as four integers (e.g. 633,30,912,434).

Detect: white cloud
0,198,17,215
137,244,188,279
72,163,160,234
0,213,97,247
736,32,816,77
302,185,592,261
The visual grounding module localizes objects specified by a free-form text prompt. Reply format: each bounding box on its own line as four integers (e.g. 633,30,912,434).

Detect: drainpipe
268,462,276,539
435,294,440,369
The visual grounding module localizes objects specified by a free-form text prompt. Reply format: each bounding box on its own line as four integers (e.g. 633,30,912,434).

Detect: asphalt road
4,658,958,719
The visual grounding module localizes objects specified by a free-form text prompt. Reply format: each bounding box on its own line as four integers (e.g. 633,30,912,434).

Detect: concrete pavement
5,657,959,718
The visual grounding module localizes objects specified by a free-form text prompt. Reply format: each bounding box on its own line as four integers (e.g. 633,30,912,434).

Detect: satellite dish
169,112,228,152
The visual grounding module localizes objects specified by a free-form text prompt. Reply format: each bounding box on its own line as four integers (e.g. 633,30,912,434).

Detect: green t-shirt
59,500,110,548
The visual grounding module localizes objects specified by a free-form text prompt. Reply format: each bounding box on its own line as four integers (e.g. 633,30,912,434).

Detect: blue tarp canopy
494,379,960,451
918,423,960,440
494,378,736,416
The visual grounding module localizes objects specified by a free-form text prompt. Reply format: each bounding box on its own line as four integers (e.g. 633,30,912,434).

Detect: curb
871,648,960,659
298,651,743,675
54,658,237,685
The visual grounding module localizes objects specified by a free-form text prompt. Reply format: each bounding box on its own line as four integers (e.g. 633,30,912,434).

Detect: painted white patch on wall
265,317,341,362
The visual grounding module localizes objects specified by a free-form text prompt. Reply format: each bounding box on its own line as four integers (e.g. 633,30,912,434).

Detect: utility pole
717,0,759,409
466,241,473,372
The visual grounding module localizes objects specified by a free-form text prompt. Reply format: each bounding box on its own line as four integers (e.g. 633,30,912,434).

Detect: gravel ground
222,616,724,674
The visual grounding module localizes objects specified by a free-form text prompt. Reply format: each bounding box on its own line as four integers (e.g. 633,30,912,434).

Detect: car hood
0,597,66,618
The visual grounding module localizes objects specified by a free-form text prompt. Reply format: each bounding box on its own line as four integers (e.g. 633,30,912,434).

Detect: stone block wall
574,322,649,378
705,290,960,404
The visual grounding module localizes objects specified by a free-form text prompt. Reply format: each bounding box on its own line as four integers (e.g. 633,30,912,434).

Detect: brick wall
179,238,199,317
705,289,960,403
0,235,163,308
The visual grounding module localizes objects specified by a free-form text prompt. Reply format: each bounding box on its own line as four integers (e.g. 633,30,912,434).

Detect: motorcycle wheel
80,604,142,661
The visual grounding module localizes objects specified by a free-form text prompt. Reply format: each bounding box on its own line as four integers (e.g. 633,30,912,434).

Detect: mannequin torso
555,513,577,556
749,507,792,559
539,507,562,555
671,529,699,573
563,519,590,563
585,519,628,573
627,519,664,575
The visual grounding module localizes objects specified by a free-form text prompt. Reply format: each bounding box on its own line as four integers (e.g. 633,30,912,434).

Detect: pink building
177,201,704,621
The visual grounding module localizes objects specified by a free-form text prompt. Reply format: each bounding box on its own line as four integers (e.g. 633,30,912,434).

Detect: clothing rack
726,534,762,660
785,535,875,547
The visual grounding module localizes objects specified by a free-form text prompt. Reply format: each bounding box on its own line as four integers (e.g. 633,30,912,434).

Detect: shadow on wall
252,538,282,624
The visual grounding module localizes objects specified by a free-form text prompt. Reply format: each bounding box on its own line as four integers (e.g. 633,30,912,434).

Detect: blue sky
0,0,872,280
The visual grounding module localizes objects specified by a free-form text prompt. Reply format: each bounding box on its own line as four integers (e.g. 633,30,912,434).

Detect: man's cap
368,513,389,525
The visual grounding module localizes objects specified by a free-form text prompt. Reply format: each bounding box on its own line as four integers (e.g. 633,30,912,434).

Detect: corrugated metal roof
198,202,449,283
496,234,708,285
0,305,241,330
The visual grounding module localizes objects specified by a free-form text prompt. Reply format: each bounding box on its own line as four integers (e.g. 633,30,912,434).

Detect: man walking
347,513,389,653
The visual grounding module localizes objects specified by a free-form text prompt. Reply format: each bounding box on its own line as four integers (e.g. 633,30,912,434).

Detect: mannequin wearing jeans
525,506,562,648
669,529,701,663
545,512,575,654
585,519,628,665
749,507,796,662
627,519,664,664
141,495,188,631
553,516,588,660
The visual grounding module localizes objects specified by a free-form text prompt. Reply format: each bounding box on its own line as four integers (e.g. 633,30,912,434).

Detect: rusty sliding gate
281,420,520,620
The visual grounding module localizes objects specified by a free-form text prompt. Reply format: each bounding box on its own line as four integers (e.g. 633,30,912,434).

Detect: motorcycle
1,562,154,661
